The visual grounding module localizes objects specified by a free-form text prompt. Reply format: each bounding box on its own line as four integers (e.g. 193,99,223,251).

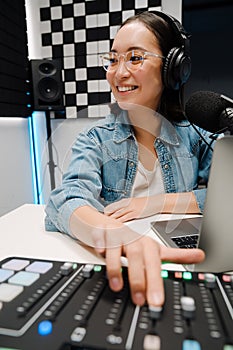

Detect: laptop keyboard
171,234,199,248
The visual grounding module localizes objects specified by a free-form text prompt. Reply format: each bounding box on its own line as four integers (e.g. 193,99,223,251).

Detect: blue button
183,339,201,350
38,320,53,336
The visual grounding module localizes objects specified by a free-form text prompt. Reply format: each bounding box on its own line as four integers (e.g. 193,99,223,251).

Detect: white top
131,160,165,198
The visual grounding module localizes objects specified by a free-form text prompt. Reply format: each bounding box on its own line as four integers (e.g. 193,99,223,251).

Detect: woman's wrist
152,192,200,215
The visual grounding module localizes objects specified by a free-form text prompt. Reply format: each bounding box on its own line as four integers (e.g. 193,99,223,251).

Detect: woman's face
107,21,164,112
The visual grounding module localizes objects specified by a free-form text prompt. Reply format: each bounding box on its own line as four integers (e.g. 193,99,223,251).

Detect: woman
45,11,211,307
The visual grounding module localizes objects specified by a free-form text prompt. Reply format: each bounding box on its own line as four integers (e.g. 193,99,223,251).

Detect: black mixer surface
0,257,232,350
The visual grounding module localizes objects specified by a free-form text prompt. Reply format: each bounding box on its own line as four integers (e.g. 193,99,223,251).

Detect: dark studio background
183,0,233,100
0,1,31,117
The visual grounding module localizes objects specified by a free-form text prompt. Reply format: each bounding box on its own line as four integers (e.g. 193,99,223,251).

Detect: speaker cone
39,62,57,75
38,78,60,101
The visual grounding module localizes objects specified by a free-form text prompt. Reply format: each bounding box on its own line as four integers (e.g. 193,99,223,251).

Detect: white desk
0,204,199,270
0,204,106,265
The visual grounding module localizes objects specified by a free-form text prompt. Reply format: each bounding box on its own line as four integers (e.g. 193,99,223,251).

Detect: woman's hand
105,234,205,307
70,206,205,307
105,196,157,222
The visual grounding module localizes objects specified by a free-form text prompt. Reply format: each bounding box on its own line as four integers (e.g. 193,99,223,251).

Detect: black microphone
185,91,233,134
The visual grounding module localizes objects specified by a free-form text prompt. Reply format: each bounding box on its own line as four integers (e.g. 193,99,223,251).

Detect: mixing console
0,257,232,349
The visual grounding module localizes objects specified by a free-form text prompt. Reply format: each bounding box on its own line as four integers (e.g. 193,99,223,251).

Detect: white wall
25,0,43,60
162,0,182,21
0,118,35,216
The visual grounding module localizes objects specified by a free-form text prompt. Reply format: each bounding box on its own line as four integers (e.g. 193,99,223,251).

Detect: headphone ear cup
163,47,191,90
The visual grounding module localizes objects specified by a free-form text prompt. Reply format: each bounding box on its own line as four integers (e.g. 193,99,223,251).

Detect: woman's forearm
105,191,201,222
157,192,200,214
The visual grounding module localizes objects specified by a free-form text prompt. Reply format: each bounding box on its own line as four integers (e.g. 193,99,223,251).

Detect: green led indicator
161,270,169,279
94,265,102,272
223,345,233,350
0,348,21,350
183,271,192,280
72,263,78,270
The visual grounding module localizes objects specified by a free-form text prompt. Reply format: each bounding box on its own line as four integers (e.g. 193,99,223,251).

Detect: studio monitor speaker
31,59,64,111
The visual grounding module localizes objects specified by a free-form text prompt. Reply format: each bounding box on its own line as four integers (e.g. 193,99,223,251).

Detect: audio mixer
0,256,232,349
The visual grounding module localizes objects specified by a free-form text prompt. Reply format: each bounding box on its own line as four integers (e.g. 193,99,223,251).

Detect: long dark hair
111,11,188,122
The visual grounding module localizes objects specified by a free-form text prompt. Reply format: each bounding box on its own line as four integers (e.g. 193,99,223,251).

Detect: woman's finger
126,237,165,306
105,246,123,292
105,198,131,215
160,245,205,264
125,241,147,306
143,238,165,306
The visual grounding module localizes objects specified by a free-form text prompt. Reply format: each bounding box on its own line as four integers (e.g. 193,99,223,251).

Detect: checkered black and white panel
39,0,161,118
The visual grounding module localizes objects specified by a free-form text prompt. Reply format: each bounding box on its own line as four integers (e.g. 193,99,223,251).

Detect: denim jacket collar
113,110,134,143
159,119,192,146
112,109,188,146
159,118,180,146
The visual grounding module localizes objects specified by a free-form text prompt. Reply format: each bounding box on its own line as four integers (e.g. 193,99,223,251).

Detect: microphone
185,91,233,134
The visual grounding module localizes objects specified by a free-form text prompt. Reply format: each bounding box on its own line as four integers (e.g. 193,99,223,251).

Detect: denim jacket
45,110,214,235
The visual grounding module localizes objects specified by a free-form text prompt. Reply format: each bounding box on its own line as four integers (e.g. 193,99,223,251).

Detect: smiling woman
106,22,164,112
45,11,213,309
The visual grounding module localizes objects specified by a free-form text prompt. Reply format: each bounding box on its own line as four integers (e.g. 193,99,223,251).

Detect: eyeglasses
100,50,164,72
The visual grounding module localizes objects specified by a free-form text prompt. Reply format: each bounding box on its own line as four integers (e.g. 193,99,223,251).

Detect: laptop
151,136,233,273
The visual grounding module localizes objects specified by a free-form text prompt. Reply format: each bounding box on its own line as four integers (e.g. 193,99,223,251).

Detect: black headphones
152,11,191,91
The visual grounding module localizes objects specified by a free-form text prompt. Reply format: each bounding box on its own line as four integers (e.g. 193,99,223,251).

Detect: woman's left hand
104,197,158,222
